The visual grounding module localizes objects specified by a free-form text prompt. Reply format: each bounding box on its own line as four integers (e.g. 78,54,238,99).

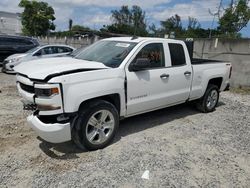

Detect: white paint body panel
27,115,71,143
190,63,230,100
50,68,127,116
14,57,108,80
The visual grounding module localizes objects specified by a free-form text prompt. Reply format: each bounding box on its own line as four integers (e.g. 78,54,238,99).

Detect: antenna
133,19,137,36
132,15,138,40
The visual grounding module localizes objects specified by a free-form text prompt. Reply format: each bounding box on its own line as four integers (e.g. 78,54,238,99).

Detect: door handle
160,74,169,79
184,71,192,76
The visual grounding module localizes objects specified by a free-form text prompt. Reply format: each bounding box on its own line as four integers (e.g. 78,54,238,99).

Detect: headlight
33,83,63,113
7,59,14,63
35,87,59,97
7,57,21,64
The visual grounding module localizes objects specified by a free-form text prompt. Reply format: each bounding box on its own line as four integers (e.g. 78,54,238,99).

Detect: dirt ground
0,72,249,188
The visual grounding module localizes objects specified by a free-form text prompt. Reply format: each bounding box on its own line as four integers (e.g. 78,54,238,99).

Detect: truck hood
14,57,109,80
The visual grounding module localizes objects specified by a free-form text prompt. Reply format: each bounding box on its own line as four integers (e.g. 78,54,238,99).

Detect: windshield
75,40,137,67
69,46,86,57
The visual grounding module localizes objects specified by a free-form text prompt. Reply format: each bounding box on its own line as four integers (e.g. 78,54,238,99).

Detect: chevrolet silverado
14,37,232,150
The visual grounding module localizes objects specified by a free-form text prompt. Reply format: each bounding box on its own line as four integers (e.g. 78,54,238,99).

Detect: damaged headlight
33,83,63,112
35,87,59,97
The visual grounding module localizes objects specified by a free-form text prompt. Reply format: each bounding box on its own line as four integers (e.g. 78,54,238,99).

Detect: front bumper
27,114,71,143
2,63,15,73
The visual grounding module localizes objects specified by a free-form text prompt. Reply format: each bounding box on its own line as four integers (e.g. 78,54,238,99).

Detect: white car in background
2,44,75,73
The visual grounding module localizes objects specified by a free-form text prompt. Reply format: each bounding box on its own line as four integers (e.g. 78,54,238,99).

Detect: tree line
19,0,250,38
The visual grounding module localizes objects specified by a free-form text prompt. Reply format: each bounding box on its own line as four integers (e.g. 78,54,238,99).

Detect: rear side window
169,43,186,66
40,47,55,55
57,47,73,53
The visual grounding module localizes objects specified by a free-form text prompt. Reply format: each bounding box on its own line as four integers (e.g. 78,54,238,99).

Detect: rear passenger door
164,43,193,104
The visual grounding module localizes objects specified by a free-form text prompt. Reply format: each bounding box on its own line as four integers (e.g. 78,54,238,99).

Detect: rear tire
72,100,119,151
196,84,219,113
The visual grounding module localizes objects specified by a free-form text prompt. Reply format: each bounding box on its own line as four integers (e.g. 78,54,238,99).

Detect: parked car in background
0,35,39,65
2,44,75,73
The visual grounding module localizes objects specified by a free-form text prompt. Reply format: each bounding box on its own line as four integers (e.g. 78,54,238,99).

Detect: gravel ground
0,72,249,188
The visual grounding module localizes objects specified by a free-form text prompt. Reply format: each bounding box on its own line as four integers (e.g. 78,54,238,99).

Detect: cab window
134,43,165,68
168,43,186,66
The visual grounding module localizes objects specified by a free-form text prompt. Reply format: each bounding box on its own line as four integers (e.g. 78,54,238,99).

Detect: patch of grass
230,86,250,95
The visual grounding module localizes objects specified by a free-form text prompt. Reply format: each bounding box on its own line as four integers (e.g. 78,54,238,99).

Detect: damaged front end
16,74,74,143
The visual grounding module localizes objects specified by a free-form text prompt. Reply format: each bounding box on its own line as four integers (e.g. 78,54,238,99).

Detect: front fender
49,68,126,117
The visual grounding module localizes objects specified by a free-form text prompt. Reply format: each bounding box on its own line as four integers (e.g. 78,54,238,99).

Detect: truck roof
103,36,193,59
103,37,181,43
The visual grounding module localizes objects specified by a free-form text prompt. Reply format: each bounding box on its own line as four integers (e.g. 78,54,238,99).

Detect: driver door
126,42,170,115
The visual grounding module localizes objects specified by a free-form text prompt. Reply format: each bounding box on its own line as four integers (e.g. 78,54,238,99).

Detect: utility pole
209,0,223,38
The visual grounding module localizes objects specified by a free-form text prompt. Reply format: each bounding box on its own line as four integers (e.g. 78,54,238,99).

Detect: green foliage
218,0,250,37
148,23,162,37
18,0,248,39
187,17,200,30
161,14,182,31
71,25,91,33
51,25,94,37
183,28,222,38
160,14,183,37
149,14,222,38
19,0,56,36
103,5,148,36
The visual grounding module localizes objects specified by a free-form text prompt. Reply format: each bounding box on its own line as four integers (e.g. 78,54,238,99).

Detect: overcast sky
0,0,249,37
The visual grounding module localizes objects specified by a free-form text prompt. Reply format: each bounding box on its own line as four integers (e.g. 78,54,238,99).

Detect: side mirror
129,58,151,72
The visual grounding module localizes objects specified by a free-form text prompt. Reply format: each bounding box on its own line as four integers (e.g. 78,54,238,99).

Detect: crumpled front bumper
27,114,71,143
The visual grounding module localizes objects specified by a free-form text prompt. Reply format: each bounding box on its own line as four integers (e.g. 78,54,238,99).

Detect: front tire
196,84,219,113
72,100,119,151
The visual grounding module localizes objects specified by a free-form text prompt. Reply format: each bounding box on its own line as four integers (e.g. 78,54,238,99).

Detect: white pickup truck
15,37,232,150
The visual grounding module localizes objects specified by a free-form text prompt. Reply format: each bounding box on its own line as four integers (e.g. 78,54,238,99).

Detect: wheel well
208,77,223,89
79,94,121,114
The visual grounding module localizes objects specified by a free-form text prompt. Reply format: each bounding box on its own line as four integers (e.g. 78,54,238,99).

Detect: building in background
0,11,22,35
